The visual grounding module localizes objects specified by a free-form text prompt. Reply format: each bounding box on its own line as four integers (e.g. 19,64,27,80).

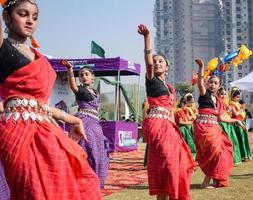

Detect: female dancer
230,87,251,161
218,87,241,165
138,24,195,200
184,93,198,122
175,97,196,160
0,0,101,199
194,59,237,189
61,60,109,188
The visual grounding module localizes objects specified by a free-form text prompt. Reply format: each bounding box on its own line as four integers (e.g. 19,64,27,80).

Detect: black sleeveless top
198,90,217,109
145,76,170,97
0,39,31,83
75,85,95,101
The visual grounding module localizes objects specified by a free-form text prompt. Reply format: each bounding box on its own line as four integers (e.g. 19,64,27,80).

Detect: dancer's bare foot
200,184,215,189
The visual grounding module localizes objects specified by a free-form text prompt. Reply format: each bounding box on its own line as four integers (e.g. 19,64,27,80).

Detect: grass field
104,143,253,200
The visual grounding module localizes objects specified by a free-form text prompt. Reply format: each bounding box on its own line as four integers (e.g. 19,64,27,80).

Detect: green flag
91,41,105,58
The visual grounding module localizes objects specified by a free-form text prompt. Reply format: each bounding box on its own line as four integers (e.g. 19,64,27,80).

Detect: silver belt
147,107,174,122
196,114,218,124
1,98,54,123
78,108,99,120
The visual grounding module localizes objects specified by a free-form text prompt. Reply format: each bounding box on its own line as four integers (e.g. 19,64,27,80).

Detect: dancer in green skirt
175,97,196,160
218,87,242,165
230,87,251,161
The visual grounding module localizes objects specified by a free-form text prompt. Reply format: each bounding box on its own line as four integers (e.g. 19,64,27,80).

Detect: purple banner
101,121,138,152
49,57,141,76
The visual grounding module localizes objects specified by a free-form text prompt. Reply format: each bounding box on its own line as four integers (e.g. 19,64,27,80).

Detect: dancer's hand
60,59,73,70
195,59,204,68
138,24,150,36
69,120,88,143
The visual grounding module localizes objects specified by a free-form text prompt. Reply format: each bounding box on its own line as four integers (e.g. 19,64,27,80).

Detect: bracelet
59,110,67,121
198,75,204,79
67,72,74,78
144,49,152,54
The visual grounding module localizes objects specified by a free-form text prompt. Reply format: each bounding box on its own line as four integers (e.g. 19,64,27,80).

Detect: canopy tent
230,71,253,92
49,57,141,76
49,57,141,152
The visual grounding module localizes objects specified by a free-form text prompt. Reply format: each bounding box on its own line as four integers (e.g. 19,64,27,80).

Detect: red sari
193,98,233,187
142,84,195,200
0,51,101,200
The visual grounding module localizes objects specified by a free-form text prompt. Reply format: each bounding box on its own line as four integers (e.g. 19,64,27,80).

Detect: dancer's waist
78,108,99,120
1,97,54,123
147,107,174,122
196,114,218,124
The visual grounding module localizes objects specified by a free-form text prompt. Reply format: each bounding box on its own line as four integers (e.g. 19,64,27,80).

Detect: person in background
230,88,251,161
218,86,241,165
61,60,109,188
138,24,195,200
184,93,198,122
175,97,196,160
194,59,236,189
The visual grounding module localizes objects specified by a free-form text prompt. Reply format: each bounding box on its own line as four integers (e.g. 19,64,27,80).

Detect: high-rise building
153,0,223,86
223,0,252,103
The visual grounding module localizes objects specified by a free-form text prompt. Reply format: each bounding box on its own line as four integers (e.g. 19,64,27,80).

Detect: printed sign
118,130,136,147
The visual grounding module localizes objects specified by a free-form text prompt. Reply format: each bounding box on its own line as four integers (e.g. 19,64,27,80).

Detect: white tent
230,71,253,92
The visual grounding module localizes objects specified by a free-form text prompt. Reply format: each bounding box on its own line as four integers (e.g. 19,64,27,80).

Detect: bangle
144,49,152,54
67,72,74,78
198,75,204,79
59,110,67,121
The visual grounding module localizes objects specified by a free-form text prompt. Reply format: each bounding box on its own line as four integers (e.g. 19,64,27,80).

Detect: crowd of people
0,1,252,200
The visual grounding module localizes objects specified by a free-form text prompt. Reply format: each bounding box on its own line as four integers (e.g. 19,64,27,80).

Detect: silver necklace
7,37,33,61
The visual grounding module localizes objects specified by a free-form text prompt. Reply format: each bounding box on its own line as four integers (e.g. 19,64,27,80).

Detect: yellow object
233,45,253,67
207,57,218,71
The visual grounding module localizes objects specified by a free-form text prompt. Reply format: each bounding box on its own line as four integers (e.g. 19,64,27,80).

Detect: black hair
4,0,38,15
79,66,94,75
208,75,222,86
185,94,193,103
218,86,226,96
231,90,241,98
153,53,169,66
177,97,187,108
239,99,245,105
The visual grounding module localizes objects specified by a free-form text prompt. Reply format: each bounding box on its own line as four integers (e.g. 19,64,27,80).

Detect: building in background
223,0,252,103
153,0,253,103
153,0,223,85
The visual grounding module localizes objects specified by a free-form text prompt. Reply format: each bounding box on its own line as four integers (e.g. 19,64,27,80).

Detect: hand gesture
69,121,88,143
60,59,73,70
137,24,150,36
195,59,204,68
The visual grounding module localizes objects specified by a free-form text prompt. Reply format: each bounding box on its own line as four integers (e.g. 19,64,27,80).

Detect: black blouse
75,85,95,101
145,76,170,97
0,39,31,83
198,90,216,109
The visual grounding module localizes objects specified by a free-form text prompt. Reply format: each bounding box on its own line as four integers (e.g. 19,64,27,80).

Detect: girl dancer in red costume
0,0,101,199
138,24,195,200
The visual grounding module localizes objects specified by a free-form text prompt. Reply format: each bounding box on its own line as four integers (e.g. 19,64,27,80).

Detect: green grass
104,143,253,200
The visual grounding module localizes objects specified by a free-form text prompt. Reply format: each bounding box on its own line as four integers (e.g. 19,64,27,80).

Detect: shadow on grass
190,184,202,190
230,173,253,179
128,185,149,190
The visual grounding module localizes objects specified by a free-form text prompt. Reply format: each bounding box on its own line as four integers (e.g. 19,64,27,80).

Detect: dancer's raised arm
138,24,154,80
61,60,79,93
196,59,206,96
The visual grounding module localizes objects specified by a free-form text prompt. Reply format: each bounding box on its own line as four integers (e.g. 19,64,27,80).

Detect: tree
175,82,194,97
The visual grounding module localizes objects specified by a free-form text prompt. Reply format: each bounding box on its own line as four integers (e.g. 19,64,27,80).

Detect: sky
35,0,156,87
